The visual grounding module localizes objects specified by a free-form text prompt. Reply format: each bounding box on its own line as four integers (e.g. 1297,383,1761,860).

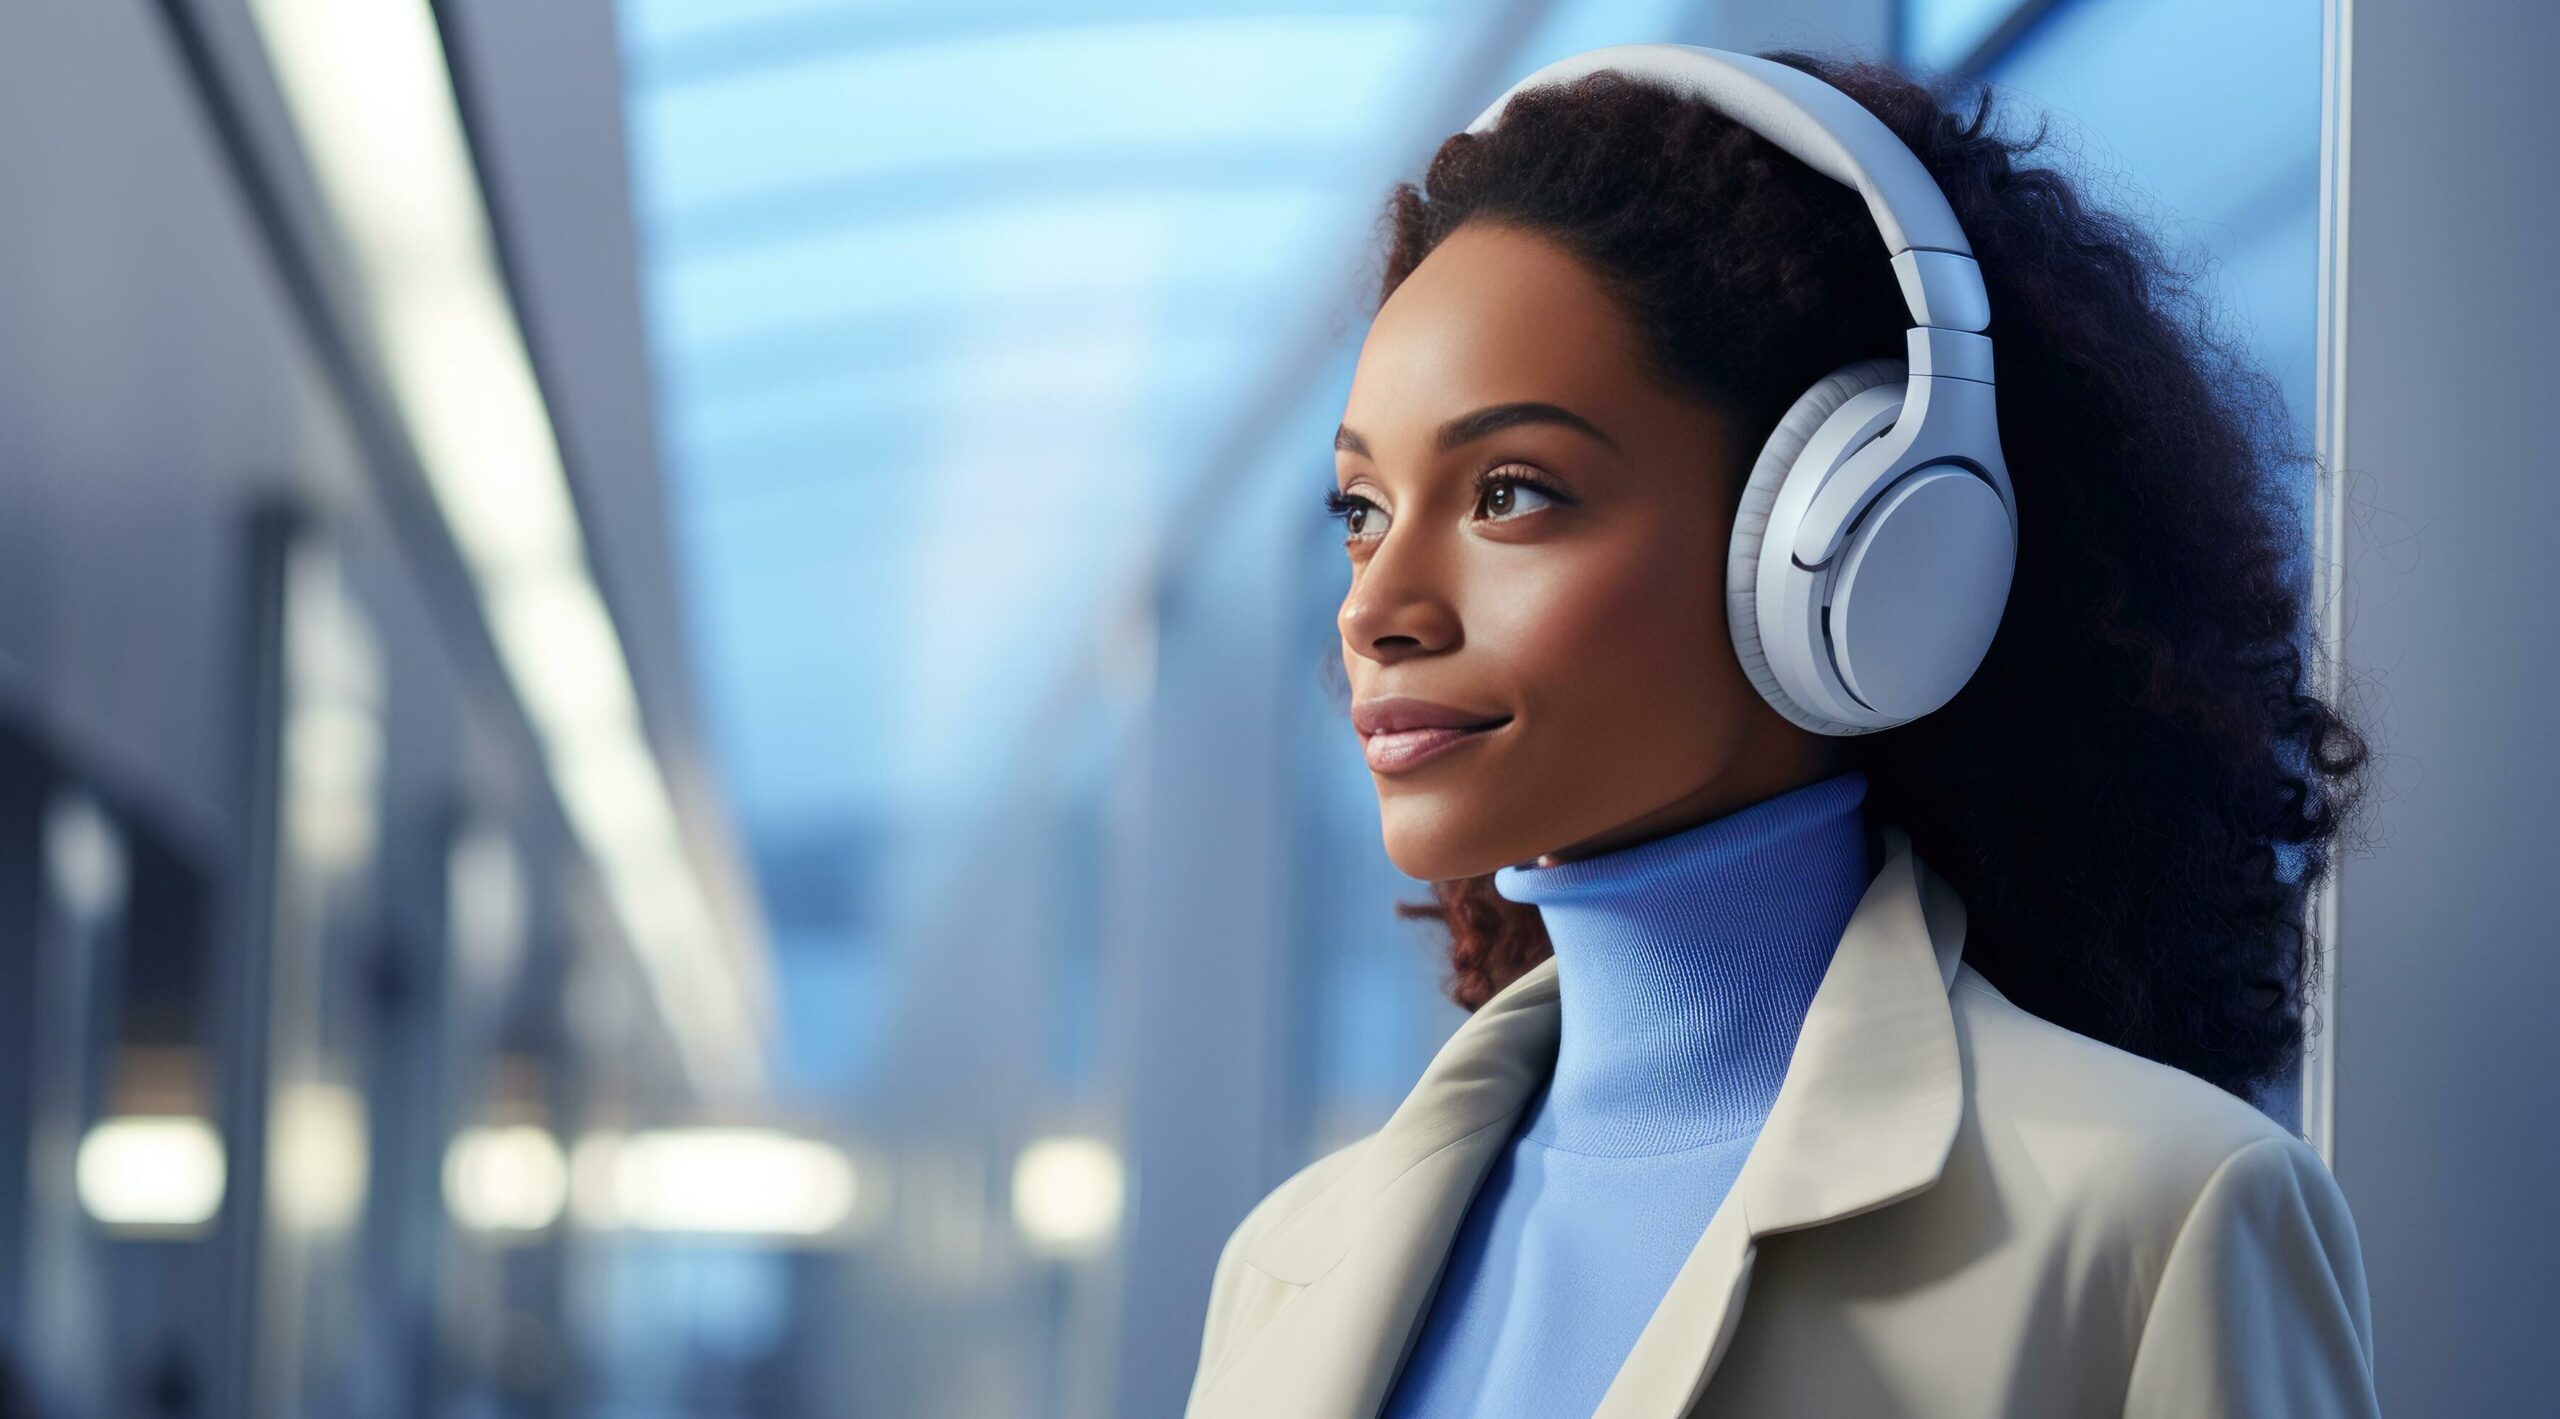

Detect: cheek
1476,530,1732,720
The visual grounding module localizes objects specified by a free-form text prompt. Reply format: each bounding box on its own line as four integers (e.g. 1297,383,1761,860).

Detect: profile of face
1334,222,1842,882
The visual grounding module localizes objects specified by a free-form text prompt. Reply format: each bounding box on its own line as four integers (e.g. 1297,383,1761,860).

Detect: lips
1352,695,1512,775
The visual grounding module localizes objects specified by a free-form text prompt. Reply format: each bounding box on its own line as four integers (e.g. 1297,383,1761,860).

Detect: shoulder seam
1231,1137,1371,1247
2165,1133,2297,1245
2125,1133,2313,1376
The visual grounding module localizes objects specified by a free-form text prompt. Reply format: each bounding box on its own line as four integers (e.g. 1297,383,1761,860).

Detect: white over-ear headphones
1465,44,2018,735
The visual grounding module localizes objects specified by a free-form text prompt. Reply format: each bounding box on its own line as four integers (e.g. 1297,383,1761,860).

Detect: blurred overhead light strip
78,1117,227,1233
244,0,762,1093
570,1128,858,1239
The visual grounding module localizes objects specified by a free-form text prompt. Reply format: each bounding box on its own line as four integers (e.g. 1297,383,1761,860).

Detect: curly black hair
1375,48,2373,1101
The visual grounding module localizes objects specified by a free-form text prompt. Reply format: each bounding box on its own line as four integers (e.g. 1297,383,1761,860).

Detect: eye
1323,487,1391,543
1474,468,1566,522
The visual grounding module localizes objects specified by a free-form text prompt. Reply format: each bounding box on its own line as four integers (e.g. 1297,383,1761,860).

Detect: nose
1338,534,1460,664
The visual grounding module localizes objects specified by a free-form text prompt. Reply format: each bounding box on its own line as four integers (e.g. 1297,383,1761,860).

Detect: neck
1492,770,1875,1157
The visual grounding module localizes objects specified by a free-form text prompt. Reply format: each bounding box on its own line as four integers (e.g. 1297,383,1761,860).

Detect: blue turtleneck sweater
1380,770,1875,1418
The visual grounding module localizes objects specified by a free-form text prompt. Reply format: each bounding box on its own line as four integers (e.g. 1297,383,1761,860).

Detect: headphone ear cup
1726,358,1908,735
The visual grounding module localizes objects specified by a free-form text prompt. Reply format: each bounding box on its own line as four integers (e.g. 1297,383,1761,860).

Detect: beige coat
1185,825,2379,1417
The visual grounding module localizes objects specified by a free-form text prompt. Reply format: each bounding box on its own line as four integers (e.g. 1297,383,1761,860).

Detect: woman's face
1334,221,1840,881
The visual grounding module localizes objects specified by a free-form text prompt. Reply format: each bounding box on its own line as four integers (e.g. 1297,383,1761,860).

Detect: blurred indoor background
2,0,2551,1416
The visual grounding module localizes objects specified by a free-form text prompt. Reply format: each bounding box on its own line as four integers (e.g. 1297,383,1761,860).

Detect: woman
1185,42,2377,1419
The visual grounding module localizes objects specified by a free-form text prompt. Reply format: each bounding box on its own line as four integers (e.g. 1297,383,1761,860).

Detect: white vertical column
2323,2,2560,1412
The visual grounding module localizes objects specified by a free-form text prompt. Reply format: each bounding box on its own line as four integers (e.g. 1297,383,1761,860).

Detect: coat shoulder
1946,973,2379,1416
1222,1132,1373,1262
1188,1133,1376,1413
1712,970,2375,1414
1948,965,2311,1210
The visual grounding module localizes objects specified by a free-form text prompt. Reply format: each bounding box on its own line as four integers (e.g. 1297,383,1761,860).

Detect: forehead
1344,223,1649,434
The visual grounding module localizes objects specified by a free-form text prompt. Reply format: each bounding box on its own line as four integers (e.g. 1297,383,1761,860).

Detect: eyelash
1323,464,1574,540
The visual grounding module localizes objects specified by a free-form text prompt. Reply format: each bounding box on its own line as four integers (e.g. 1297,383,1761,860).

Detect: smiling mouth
1363,717,1512,775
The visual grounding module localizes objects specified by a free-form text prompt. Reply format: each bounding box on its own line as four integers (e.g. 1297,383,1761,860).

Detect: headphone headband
1462,44,1990,335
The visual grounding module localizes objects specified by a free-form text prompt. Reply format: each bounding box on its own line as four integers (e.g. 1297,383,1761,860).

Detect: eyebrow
1333,401,1619,460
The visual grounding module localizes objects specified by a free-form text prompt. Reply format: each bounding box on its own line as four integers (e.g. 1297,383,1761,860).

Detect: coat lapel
1592,822,1968,1416
1199,823,1969,1419
1202,945,1563,1416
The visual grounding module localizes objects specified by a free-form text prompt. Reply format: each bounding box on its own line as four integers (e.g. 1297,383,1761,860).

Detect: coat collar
1200,823,1969,1418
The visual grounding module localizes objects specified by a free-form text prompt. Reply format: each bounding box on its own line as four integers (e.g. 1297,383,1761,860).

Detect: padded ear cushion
1726,357,1908,735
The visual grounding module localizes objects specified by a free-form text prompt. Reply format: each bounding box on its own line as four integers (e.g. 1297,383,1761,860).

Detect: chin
1377,794,1524,883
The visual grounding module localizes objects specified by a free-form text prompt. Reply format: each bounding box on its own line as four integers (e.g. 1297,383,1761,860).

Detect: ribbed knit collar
1492,770,1874,1157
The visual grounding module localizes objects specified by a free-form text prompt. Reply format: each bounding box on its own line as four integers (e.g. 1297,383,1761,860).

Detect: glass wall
1905,0,2326,455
